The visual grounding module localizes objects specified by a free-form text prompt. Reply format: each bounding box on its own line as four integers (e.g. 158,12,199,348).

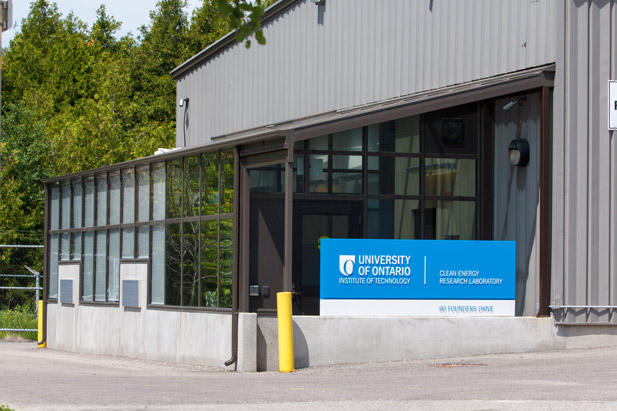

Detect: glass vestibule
293,102,482,241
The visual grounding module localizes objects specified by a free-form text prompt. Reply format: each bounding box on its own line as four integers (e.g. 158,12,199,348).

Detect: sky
2,0,203,48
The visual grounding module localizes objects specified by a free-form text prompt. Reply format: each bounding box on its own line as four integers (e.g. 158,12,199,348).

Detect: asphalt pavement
1,340,617,410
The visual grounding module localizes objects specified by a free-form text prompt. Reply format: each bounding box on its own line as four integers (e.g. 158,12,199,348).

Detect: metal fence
0,244,43,333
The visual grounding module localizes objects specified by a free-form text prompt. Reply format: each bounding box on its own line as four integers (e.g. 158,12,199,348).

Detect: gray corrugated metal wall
176,0,556,147
494,92,541,317
552,0,617,323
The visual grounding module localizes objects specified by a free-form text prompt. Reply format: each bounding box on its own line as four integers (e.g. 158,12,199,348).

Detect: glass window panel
50,183,60,230
150,225,165,304
60,233,70,260
48,234,59,299
137,165,150,222
137,226,149,259
182,222,199,307
122,228,134,259
249,165,285,193
201,220,218,308
367,199,421,239
165,224,181,305
108,229,120,302
71,232,81,261
424,200,476,240
83,231,94,301
202,152,219,214
332,128,362,151
308,154,328,193
293,153,305,193
332,155,362,170
423,103,478,156
122,168,135,224
368,116,420,153
424,159,476,197
109,171,121,225
332,172,362,194
221,150,234,214
310,135,329,150
84,177,95,227
61,181,70,229
152,162,166,221
294,140,305,150
219,219,233,308
184,156,201,217
96,174,107,226
166,159,182,219
72,179,82,228
95,230,107,301
368,156,420,195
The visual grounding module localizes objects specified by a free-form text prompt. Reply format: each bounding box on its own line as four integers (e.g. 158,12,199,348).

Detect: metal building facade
551,0,617,324
173,0,556,146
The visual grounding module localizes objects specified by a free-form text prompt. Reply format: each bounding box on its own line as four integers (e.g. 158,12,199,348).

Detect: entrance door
293,201,363,315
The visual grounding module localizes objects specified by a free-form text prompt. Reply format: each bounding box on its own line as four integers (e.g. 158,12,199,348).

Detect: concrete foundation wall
257,315,567,371
47,263,233,369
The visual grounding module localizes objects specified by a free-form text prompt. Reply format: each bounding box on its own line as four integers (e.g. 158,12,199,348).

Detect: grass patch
0,405,15,411
0,306,37,341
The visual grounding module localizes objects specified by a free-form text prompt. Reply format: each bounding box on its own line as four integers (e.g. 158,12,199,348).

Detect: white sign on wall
610,80,617,130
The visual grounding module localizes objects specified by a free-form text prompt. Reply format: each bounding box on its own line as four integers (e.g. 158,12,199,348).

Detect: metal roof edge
170,0,301,80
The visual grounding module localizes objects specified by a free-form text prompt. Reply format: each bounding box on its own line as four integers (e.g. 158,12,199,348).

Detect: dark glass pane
95,230,106,301
332,128,362,151
294,140,305,150
367,156,420,195
165,224,181,305
50,183,60,230
166,159,182,219
61,180,70,229
71,232,81,261
122,228,134,259
182,222,199,307
84,177,95,227
48,234,58,299
122,168,135,224
423,103,478,156
152,162,166,221
219,219,233,308
308,154,328,193
221,149,234,214
96,174,107,226
310,135,328,150
367,199,420,239
200,220,218,308
82,231,94,301
72,179,82,228
137,165,150,222
368,116,420,153
202,152,219,215
151,225,165,304
184,156,201,217
425,158,476,197
293,153,305,193
249,164,285,193
108,229,120,302
109,171,121,225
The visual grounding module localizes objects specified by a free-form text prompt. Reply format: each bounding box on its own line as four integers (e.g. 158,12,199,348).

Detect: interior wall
494,92,541,316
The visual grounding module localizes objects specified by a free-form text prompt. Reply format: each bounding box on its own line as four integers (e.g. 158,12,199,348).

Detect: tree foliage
1,0,272,242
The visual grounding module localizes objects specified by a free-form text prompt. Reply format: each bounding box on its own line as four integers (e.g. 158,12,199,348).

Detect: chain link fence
0,244,44,334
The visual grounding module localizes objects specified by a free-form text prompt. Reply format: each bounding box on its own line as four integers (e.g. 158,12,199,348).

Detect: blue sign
320,239,515,301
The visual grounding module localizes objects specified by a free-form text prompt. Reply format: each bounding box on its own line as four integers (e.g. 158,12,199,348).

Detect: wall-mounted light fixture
502,96,527,112
508,139,530,167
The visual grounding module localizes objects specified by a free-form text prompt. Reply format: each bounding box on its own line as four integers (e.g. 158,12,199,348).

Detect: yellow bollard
37,300,46,348
277,292,294,372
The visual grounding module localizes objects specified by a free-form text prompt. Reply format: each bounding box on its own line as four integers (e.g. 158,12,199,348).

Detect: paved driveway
1,341,616,410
